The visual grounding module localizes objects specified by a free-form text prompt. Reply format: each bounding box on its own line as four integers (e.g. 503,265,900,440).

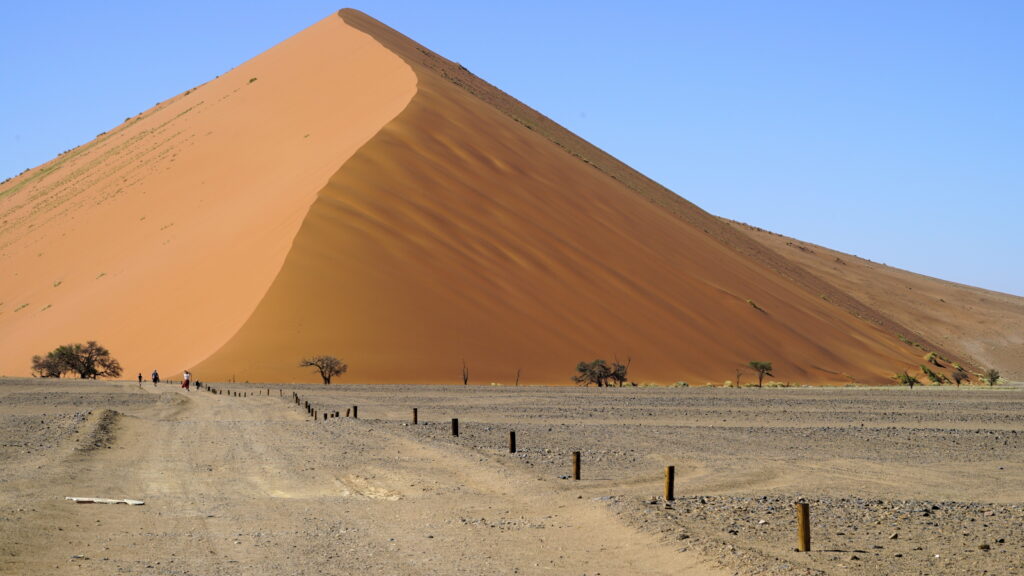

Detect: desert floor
1,379,1022,575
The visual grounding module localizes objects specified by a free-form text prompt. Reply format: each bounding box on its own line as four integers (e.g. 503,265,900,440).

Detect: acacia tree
609,358,631,387
748,361,773,387
982,368,1001,387
572,359,631,387
69,341,122,379
31,350,69,378
31,342,121,379
573,360,611,387
952,369,969,387
300,355,348,384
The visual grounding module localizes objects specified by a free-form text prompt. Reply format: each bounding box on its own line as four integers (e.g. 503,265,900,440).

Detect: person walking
182,370,191,391
137,372,143,384
152,370,160,385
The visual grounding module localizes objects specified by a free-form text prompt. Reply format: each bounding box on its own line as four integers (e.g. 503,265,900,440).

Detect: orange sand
0,15,415,378
1,10,953,385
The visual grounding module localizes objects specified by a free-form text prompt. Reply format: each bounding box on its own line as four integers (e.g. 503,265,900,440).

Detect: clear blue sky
3,1,1022,296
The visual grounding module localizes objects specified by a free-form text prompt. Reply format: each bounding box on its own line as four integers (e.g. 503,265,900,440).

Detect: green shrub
920,365,949,385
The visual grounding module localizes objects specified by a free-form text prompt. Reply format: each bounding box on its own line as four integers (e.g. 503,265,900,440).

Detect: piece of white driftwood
65,497,144,505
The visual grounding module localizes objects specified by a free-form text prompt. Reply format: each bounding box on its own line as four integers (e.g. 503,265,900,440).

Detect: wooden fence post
451,418,459,437
509,431,517,453
413,408,418,425
352,406,358,419
796,502,811,552
573,451,581,480
665,466,675,501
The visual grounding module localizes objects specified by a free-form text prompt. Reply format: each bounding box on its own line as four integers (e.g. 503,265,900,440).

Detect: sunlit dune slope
193,9,927,385
0,16,416,377
727,221,1024,380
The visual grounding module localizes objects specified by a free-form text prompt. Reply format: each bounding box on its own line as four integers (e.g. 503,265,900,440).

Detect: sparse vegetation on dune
893,370,921,389
920,364,950,385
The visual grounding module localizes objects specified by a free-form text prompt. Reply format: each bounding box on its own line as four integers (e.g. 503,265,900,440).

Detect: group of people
137,369,199,391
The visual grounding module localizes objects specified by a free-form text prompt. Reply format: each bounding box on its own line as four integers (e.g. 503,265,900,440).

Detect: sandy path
0,383,722,575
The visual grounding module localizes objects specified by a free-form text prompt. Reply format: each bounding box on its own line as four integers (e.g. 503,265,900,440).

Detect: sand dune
195,10,925,385
0,10,984,385
0,15,415,377
728,220,1024,380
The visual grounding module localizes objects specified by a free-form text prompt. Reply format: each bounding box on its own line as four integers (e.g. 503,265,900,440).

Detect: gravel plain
1,379,1021,575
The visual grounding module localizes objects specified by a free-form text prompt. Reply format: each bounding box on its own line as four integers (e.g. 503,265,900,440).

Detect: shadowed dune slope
193,10,926,385
0,16,416,377
727,221,1024,381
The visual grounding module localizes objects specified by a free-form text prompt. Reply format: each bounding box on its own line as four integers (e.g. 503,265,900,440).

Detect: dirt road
0,381,722,575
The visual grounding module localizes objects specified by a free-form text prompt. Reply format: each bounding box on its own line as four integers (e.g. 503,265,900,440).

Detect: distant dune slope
0,16,416,377
193,10,926,385
727,220,1024,380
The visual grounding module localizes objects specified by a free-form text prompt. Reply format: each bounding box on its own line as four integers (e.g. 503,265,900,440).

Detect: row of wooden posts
208,385,813,552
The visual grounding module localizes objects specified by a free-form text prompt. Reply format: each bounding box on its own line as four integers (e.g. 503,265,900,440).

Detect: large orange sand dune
1,10,971,385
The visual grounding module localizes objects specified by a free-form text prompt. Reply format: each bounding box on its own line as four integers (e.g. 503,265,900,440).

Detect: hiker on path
182,370,191,391
152,370,160,385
